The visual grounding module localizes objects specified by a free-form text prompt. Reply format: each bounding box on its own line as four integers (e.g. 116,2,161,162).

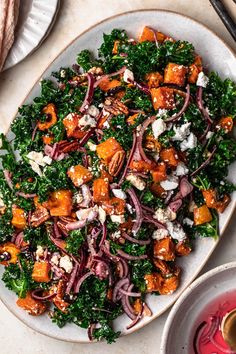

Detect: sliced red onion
16,192,37,199
87,234,96,256
136,116,156,164
122,232,150,245
119,288,141,297
79,128,95,147
168,198,182,212
143,215,166,229
121,294,136,320
126,302,144,330
3,170,13,190
193,321,207,354
66,263,79,294
101,241,120,262
165,84,191,122
141,204,155,213
190,146,217,177
117,249,147,261
113,278,129,302
74,271,94,293
53,220,62,238
79,73,95,114
126,188,143,235
66,219,87,231
98,222,107,247
196,86,213,124
94,66,127,88
15,232,24,248
72,63,80,74
78,184,92,208
179,177,193,198
94,260,110,281
118,131,137,186
31,288,56,301
133,80,150,95
31,123,38,141
88,323,96,342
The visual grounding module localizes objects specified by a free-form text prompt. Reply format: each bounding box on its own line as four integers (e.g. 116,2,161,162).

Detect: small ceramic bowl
160,262,236,354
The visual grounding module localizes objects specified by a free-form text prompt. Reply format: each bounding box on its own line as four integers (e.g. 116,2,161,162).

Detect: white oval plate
160,262,236,353
0,9,236,343
3,0,59,71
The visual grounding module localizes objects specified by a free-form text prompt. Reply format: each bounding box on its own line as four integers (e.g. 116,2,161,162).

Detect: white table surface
0,1,235,353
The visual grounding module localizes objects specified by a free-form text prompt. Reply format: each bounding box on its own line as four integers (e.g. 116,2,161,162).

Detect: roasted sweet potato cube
202,189,217,208
150,87,175,110
215,195,231,213
188,56,203,84
126,113,140,126
129,160,155,172
145,72,163,88
175,241,192,256
98,78,121,92
93,178,110,203
151,162,167,182
133,298,143,315
16,291,47,316
32,261,51,283
112,40,120,54
139,26,166,43
63,113,86,139
11,206,27,229
38,103,57,131
96,137,123,164
164,63,187,87
153,237,175,261
150,183,167,198
160,147,179,167
218,116,233,133
159,275,180,295
45,190,73,216
42,134,54,145
67,165,93,187
194,204,212,225
0,242,20,265
144,273,164,292
102,197,125,215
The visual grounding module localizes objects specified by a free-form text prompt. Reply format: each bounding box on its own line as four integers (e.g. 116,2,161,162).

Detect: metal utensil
221,309,236,350
209,0,236,41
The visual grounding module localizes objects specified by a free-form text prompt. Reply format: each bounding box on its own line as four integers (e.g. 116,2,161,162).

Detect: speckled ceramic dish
160,262,236,354
0,9,236,343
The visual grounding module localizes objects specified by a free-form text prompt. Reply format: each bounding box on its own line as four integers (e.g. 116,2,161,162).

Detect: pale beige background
0,1,236,353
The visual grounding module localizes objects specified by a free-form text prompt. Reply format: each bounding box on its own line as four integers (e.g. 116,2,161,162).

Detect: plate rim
160,261,236,353
1,8,236,343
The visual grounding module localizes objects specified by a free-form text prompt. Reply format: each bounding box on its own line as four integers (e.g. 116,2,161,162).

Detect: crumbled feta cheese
35,246,44,261
28,160,43,176
73,192,83,204
206,131,214,140
76,207,97,221
111,230,121,239
220,181,225,186
154,208,176,223
180,132,197,151
152,229,169,240
103,120,110,129
42,156,52,165
160,175,179,191
112,189,127,199
27,151,46,167
171,122,191,141
87,141,97,151
60,69,66,78
79,114,97,128
175,162,189,176
87,105,99,117
0,137,2,148
166,221,186,242
196,72,209,88
59,255,73,273
126,203,134,214
123,68,134,83
152,118,167,139
98,206,106,224
189,200,197,212
126,174,146,191
183,217,194,227
156,109,168,118
110,214,125,223
51,253,60,266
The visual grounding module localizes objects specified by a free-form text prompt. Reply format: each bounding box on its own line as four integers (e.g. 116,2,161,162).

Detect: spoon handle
209,0,236,42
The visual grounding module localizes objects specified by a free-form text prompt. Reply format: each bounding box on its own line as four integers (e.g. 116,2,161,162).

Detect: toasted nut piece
104,97,129,116
31,207,50,227
108,150,125,176
88,66,104,75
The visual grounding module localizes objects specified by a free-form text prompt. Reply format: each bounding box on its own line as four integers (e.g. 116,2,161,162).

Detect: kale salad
0,26,236,343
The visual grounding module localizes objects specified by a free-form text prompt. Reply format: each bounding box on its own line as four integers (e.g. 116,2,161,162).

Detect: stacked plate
3,0,60,70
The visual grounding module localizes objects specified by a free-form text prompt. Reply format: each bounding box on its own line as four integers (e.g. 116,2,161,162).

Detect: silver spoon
221,309,236,351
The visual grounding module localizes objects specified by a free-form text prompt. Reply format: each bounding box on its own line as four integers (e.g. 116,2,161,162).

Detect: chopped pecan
104,97,129,116
108,150,126,176
88,66,104,75
31,207,50,227
58,140,80,153
50,280,70,313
